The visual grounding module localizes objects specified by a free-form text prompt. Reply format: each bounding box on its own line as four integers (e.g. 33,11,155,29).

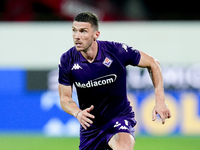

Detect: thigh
108,132,135,150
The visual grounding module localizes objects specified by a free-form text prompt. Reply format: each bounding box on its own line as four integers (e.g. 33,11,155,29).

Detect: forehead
72,21,92,29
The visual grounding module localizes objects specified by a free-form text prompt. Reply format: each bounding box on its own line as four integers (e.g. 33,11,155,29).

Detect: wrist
75,110,81,118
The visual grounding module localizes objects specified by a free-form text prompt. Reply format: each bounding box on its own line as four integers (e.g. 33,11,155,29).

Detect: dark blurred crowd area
0,0,200,21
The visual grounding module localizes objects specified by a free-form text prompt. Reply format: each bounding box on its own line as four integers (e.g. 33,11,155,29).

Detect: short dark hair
74,12,99,30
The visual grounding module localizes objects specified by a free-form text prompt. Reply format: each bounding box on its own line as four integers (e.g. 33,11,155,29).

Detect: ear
94,31,100,41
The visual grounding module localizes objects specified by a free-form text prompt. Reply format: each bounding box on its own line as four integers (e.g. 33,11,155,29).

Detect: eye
72,28,76,33
81,29,87,33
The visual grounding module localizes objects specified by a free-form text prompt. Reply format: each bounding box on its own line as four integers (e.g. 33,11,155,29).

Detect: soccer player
58,12,171,150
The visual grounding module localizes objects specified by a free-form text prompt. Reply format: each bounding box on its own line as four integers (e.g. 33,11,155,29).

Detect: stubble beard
75,39,94,53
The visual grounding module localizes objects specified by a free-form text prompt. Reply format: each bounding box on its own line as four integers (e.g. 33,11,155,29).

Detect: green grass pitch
0,135,199,150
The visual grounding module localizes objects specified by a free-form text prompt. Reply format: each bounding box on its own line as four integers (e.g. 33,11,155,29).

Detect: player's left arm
137,51,172,124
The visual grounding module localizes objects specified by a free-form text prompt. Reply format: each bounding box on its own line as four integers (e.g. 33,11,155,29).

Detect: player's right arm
58,83,95,130
58,83,80,117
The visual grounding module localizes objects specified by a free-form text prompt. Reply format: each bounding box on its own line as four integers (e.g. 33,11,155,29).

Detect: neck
81,41,98,63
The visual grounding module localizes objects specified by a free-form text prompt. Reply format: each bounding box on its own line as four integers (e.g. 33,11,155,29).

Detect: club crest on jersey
103,57,113,67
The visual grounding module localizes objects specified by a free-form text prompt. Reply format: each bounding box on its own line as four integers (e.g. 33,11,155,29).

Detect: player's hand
76,105,95,130
152,102,171,124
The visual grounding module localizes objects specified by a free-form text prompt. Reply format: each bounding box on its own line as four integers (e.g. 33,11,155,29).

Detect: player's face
72,21,99,52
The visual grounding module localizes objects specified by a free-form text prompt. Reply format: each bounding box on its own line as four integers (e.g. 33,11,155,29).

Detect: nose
74,31,81,39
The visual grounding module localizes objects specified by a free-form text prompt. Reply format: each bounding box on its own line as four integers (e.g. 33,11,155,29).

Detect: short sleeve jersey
58,40,141,135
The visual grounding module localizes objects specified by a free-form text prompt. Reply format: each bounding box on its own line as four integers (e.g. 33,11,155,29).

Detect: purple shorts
79,115,137,150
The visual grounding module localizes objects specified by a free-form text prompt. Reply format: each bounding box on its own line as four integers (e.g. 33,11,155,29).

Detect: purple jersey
58,40,141,136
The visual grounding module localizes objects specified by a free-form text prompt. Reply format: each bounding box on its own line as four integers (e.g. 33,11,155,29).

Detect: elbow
60,96,66,110
151,57,161,70
147,57,161,75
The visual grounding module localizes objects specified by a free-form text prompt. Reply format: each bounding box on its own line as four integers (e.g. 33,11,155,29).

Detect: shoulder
98,40,130,55
98,40,140,66
59,47,79,72
58,47,77,84
98,40,120,48
60,47,77,64
98,40,124,53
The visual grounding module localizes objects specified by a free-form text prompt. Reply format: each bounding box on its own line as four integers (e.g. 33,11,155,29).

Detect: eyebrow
72,26,89,31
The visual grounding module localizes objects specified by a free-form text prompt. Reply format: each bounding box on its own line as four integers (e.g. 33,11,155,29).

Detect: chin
75,46,82,51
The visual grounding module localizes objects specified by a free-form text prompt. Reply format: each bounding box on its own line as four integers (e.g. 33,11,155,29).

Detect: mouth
75,42,82,47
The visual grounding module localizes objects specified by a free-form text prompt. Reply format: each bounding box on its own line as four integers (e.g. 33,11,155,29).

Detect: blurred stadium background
0,0,200,149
